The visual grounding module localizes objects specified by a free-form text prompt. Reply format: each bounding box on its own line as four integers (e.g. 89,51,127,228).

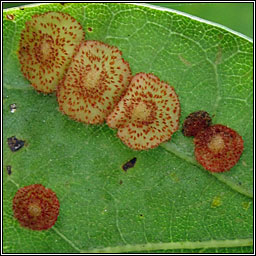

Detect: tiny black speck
122,157,137,171
6,165,12,175
7,136,25,152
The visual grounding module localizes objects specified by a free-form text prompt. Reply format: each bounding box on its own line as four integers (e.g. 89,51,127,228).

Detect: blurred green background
3,2,253,38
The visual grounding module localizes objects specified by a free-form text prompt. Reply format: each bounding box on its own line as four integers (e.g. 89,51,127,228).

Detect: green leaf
3,3,253,253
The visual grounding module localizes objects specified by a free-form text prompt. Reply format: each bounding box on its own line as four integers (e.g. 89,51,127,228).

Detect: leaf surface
3,3,253,253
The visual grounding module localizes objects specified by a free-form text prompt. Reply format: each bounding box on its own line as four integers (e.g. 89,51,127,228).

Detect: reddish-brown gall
182,110,212,137
194,124,244,172
12,184,60,230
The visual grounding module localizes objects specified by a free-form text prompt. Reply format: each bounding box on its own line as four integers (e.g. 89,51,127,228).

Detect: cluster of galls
18,11,181,151
15,11,244,233
182,111,243,172
15,11,182,231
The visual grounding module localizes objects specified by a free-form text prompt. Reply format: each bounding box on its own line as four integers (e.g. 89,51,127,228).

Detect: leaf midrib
160,142,252,198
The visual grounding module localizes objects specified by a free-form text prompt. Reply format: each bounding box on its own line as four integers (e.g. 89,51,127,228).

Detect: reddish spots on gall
194,124,244,172
17,12,185,151
57,40,132,124
12,184,60,230
18,12,84,93
107,73,180,150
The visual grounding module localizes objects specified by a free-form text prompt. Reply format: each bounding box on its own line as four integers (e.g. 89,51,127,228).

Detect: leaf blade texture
3,3,253,253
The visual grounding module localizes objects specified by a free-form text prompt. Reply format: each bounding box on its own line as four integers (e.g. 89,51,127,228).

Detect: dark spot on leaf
10,103,17,113
122,157,137,172
19,7,24,10
6,14,15,20
238,181,242,185
88,27,93,32
119,180,123,185
139,213,144,219
182,110,212,137
7,136,25,152
6,165,12,175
